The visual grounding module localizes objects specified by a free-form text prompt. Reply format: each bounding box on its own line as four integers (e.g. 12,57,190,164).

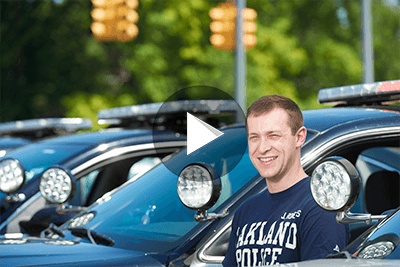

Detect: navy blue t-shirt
222,177,349,266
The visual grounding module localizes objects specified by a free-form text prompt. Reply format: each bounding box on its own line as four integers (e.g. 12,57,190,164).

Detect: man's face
247,108,303,182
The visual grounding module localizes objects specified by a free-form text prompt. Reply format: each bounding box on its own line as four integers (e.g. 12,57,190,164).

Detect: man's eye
249,136,258,140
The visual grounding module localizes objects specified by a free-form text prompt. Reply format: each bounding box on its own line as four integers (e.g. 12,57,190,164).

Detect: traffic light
243,7,257,49
209,1,236,51
90,0,139,42
209,1,257,51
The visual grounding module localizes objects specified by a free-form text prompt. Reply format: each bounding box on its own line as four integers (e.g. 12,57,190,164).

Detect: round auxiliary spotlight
177,163,221,211
39,167,76,204
0,158,26,194
310,156,360,212
358,241,395,259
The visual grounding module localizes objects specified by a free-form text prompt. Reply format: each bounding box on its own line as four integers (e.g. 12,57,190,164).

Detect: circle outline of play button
152,86,247,177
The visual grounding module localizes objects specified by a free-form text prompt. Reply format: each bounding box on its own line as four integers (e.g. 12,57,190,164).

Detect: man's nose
258,138,271,153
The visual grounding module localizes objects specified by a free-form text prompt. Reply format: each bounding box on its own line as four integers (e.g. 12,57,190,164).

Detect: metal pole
361,0,374,83
235,0,247,121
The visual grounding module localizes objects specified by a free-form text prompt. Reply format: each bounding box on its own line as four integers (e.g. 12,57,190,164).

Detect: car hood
0,236,164,267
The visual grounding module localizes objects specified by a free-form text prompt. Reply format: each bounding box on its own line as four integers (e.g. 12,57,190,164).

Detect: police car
0,118,93,224
0,100,239,236
0,118,92,157
0,80,399,266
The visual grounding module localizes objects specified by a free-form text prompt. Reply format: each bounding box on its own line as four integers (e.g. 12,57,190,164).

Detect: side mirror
0,158,26,203
177,163,228,222
311,156,386,225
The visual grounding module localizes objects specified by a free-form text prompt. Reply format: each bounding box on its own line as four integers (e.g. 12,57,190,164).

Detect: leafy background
1,0,399,130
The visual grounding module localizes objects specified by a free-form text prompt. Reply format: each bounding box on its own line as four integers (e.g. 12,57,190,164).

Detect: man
222,95,349,266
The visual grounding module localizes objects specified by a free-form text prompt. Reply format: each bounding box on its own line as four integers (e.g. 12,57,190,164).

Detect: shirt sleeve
299,204,349,261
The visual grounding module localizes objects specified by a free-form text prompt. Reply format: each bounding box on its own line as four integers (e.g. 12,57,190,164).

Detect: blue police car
0,100,239,236
0,80,399,266
0,118,93,229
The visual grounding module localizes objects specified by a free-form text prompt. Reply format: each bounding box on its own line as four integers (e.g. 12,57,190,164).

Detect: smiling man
222,95,349,266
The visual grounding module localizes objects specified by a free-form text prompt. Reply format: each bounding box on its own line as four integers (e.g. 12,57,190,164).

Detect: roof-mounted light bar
0,118,92,137
318,80,400,106
98,100,240,125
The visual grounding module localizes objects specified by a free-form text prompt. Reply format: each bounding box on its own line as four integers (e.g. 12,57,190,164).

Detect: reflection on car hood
0,236,164,267
279,258,400,267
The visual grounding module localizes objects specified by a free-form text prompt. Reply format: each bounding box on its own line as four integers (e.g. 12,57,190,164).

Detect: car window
128,157,162,181
69,170,99,206
68,156,163,207
355,147,400,215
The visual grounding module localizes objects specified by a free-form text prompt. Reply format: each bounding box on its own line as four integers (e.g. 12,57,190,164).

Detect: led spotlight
177,163,221,210
39,167,75,204
0,158,26,194
311,157,360,212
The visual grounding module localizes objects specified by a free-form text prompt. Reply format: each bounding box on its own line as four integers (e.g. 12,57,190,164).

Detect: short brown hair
245,95,304,135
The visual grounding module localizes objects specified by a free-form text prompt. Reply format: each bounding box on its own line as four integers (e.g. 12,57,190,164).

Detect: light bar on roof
0,118,92,135
97,99,239,125
318,80,400,105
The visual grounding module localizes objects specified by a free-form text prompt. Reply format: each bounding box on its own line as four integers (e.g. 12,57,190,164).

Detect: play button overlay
152,86,247,177
187,112,224,155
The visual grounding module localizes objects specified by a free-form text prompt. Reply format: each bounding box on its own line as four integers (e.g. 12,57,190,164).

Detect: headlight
0,158,25,194
177,163,221,210
310,157,360,212
39,167,75,204
358,241,395,259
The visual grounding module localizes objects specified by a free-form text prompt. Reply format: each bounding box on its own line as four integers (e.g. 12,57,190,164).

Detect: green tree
1,0,107,121
1,0,399,125
280,0,400,108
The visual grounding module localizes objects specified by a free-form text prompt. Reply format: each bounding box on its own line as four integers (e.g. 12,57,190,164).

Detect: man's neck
266,168,308,194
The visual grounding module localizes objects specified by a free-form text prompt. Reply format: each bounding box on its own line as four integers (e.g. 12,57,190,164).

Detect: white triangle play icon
187,112,224,155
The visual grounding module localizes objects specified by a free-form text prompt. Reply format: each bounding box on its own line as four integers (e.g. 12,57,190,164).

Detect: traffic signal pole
209,0,256,120
235,0,247,120
361,0,374,83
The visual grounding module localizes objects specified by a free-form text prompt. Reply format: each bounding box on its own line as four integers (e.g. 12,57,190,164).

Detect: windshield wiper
69,227,114,247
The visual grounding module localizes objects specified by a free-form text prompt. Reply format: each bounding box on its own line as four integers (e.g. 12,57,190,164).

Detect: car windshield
61,126,317,254
0,143,90,199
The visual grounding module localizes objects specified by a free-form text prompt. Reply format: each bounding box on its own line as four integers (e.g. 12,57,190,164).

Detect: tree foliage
1,0,399,126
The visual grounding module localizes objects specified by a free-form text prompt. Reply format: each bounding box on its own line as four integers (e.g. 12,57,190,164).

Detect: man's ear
296,126,307,147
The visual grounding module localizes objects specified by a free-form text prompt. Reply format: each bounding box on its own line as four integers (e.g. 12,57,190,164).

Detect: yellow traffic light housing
209,1,236,51
90,0,139,42
243,7,257,49
209,1,257,51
